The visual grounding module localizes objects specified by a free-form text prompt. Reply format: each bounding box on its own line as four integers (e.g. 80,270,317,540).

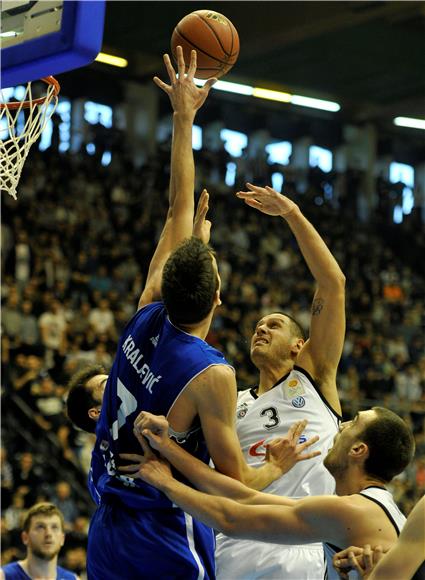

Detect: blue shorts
87,499,215,579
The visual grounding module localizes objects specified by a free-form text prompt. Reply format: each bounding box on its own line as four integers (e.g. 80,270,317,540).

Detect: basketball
171,10,239,79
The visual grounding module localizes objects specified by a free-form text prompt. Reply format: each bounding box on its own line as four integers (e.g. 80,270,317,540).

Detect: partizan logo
237,402,249,420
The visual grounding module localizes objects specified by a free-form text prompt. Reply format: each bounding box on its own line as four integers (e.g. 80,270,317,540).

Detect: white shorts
215,535,325,580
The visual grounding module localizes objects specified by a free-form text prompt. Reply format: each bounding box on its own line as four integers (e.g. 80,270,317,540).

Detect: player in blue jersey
0,503,78,580
66,47,317,580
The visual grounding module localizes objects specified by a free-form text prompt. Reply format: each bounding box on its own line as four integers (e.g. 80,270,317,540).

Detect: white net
0,79,59,200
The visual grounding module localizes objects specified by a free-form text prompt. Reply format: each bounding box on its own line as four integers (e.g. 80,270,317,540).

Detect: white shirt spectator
89,299,115,335
39,301,67,350
394,365,422,402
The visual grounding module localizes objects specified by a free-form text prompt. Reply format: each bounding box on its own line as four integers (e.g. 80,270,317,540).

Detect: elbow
214,505,243,538
326,271,346,292
218,516,239,538
336,272,346,289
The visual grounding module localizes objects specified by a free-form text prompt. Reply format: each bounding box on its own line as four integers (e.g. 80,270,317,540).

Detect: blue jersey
90,301,232,509
2,562,76,579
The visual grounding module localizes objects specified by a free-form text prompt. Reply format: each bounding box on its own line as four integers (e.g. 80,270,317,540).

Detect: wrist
158,434,175,456
266,461,284,481
280,204,300,220
160,477,179,497
173,111,196,124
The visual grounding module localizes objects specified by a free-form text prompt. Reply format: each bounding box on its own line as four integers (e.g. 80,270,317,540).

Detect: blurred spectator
88,298,115,339
1,447,14,510
4,493,26,531
2,291,23,350
13,354,44,405
394,364,423,403
30,372,67,433
19,300,40,352
12,452,43,508
39,299,67,367
50,482,79,531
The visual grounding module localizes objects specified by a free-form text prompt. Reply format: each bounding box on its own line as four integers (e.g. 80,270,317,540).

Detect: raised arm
138,47,216,308
237,184,345,414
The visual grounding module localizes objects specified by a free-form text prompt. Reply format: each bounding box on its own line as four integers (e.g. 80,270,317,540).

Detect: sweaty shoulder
192,363,235,388
185,363,235,398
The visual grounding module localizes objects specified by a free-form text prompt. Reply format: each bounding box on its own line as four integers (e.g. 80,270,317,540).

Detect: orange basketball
171,10,239,79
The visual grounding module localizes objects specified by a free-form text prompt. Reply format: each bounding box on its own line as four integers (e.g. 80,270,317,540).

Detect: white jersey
216,366,341,580
324,487,406,580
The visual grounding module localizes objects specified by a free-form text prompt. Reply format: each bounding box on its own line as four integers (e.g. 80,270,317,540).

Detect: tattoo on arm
312,298,324,316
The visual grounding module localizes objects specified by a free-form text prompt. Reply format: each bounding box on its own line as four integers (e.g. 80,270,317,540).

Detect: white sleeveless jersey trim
358,487,406,533
323,487,406,580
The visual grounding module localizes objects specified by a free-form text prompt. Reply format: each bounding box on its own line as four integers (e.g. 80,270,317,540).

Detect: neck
257,360,294,396
21,555,58,579
335,467,386,496
176,309,214,341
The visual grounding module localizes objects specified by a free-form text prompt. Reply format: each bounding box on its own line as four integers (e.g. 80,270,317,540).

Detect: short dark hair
23,502,65,533
161,237,218,325
276,312,306,341
66,364,105,433
361,407,415,483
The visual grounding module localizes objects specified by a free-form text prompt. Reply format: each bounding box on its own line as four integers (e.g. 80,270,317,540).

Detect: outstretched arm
121,435,342,546
122,411,320,496
237,184,345,415
138,47,216,308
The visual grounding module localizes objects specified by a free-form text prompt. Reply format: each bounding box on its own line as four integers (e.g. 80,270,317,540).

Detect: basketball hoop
0,76,60,200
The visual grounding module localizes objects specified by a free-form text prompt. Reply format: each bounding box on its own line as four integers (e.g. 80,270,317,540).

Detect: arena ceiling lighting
95,52,128,68
194,79,340,112
393,117,425,130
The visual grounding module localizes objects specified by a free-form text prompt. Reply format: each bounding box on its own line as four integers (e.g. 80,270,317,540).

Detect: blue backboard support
1,0,106,88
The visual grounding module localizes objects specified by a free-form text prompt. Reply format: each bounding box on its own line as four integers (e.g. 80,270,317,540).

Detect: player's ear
88,406,101,421
215,288,222,307
290,337,304,355
349,441,369,460
21,531,29,546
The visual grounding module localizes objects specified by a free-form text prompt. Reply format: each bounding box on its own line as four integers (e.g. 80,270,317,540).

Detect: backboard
1,0,106,88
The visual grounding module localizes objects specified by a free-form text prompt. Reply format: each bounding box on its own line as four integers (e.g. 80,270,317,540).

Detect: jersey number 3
260,406,280,429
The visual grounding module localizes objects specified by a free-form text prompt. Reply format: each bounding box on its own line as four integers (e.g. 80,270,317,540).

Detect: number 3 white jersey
215,366,341,580
236,365,340,497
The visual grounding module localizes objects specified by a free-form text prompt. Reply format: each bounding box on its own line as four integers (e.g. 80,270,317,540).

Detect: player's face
324,410,377,474
22,515,65,561
250,313,297,366
86,373,108,404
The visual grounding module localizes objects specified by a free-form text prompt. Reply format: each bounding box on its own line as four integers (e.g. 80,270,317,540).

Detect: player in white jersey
215,183,346,579
122,407,415,580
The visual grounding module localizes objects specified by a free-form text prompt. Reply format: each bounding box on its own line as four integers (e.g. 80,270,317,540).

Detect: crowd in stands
1,138,424,575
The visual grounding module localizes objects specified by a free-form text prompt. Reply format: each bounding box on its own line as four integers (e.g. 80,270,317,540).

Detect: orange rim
0,76,60,110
